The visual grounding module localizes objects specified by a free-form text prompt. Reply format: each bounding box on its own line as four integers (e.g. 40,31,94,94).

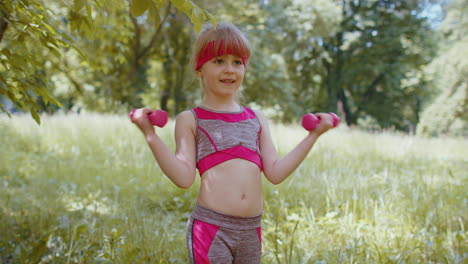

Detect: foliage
244,0,342,121
52,0,215,115
0,0,70,123
1,114,467,263
254,0,437,128
417,0,468,137
331,0,436,129
0,0,214,122
1,0,463,135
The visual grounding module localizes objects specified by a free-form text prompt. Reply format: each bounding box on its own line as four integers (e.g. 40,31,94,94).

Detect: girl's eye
214,59,224,64
234,60,243,65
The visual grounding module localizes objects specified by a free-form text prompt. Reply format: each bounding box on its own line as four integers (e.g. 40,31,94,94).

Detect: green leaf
147,1,161,28
28,231,50,262
6,90,16,101
170,0,212,33
193,21,203,34
170,0,184,8
86,1,92,20
43,22,57,35
131,0,150,17
75,224,87,240
170,0,191,15
81,17,95,40
154,0,165,9
182,1,193,12
191,6,206,33
0,80,7,93
31,109,41,125
58,30,75,46
48,45,62,59
45,94,64,108
204,10,216,29
0,105,11,118
73,0,87,12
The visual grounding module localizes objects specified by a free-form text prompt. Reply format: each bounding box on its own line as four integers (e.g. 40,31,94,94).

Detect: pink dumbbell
302,112,340,131
129,109,168,128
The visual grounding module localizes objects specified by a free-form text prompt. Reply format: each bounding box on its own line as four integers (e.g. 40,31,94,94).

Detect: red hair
192,23,250,71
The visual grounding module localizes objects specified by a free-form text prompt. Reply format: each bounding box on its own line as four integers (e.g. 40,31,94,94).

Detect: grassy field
1,113,467,264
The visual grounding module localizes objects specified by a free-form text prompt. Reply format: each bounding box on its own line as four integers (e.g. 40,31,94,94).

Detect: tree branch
363,73,385,101
51,59,84,95
138,4,171,60
127,3,142,83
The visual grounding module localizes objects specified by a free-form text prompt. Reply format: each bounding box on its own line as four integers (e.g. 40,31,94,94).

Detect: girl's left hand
312,113,335,136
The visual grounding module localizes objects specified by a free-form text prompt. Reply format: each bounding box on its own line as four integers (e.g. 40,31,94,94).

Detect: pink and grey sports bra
191,106,263,175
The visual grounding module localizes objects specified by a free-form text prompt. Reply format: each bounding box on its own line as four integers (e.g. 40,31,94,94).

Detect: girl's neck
201,97,240,112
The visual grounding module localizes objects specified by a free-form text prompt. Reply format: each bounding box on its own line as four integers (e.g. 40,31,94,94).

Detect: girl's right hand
310,113,334,136
130,108,156,136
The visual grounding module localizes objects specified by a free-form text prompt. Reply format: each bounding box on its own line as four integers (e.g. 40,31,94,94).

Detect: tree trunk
337,87,353,126
173,46,189,114
160,59,172,112
332,31,344,111
161,88,170,112
0,15,8,42
173,67,183,114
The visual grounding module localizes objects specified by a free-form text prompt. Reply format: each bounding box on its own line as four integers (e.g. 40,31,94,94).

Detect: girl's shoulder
177,109,195,118
175,110,197,127
249,108,264,117
250,108,268,126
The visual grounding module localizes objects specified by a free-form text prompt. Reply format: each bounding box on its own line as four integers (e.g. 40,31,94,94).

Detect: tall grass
1,113,466,263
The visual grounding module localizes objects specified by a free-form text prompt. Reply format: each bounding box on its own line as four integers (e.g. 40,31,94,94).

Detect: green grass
1,113,467,263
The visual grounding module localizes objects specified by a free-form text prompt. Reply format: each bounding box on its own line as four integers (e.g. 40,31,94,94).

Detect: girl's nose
223,62,235,73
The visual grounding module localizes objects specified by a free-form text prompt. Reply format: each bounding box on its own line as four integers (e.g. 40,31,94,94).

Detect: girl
130,22,335,264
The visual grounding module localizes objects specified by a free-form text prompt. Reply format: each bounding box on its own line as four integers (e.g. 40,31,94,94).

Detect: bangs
208,31,250,60
193,23,251,70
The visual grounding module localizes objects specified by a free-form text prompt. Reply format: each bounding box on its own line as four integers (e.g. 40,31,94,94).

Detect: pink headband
195,40,249,70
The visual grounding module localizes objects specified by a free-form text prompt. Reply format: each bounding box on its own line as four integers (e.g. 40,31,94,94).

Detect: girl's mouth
220,79,235,84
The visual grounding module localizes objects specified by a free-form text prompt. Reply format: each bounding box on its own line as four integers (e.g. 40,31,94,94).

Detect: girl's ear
196,69,203,78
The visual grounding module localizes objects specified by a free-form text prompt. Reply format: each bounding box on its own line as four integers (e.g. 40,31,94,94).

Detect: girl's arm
256,110,334,185
131,109,197,188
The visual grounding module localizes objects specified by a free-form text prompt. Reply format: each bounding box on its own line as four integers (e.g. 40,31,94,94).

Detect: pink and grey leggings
186,204,262,263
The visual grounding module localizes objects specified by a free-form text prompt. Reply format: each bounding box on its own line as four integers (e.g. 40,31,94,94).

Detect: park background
1,0,467,263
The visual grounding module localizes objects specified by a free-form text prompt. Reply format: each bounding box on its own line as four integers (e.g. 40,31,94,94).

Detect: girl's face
196,54,246,98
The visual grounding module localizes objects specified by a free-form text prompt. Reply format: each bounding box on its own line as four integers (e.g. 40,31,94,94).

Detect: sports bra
191,106,263,175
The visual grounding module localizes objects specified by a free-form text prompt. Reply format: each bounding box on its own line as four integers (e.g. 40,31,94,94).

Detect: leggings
186,204,262,264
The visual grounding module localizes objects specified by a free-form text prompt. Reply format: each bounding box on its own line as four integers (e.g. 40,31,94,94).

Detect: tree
327,0,436,129
0,0,71,123
0,0,214,123
256,0,343,121
253,0,436,129
417,0,468,136
53,0,214,115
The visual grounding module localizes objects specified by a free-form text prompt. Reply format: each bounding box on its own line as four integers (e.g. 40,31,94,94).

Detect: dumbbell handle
302,112,340,131
129,109,168,128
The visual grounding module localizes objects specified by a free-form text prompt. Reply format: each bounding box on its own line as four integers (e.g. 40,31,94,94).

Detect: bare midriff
197,159,263,217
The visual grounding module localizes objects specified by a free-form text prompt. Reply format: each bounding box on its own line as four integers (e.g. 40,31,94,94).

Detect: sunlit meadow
1,113,467,263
